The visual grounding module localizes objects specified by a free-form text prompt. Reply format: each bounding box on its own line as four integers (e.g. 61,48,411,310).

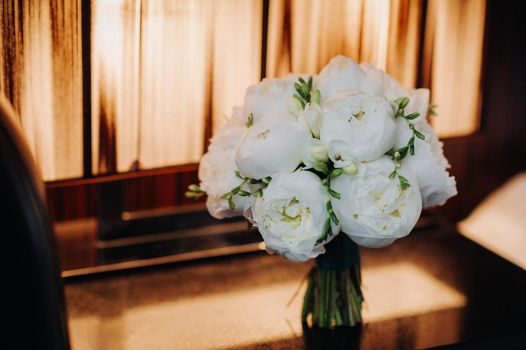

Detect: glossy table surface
64,224,526,349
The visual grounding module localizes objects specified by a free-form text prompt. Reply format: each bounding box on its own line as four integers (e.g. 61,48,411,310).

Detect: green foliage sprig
316,168,343,244
185,184,206,199
386,97,426,191
219,171,271,210
293,76,321,109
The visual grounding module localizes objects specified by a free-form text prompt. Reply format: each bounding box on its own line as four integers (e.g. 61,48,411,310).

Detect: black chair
0,97,70,349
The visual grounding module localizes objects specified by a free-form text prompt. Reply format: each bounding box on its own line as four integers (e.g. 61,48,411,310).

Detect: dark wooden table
64,223,526,349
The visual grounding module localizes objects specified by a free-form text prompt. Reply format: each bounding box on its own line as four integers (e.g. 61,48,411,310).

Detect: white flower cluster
190,56,457,262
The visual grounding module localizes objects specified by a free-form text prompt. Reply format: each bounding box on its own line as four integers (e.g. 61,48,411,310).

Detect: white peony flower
253,170,337,262
395,117,457,208
360,63,404,99
315,56,365,101
243,75,298,120
319,93,397,164
198,125,250,219
330,156,422,248
222,106,247,129
300,102,323,138
235,112,310,179
360,63,430,122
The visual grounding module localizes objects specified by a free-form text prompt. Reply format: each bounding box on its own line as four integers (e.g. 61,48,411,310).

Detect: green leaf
316,218,332,244
311,89,321,104
220,192,232,200
293,93,306,108
397,146,409,159
237,190,251,196
308,76,313,91
294,82,303,91
313,162,329,175
185,191,204,199
188,184,202,192
398,175,411,191
328,188,341,200
329,210,340,224
300,85,310,99
246,113,254,128
428,103,438,117
414,129,426,140
405,112,420,120
295,84,308,100
398,97,410,109
228,198,236,210
329,168,343,178
235,170,243,179
388,170,397,179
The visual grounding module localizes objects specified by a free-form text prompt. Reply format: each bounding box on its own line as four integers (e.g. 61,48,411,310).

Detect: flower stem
302,233,363,328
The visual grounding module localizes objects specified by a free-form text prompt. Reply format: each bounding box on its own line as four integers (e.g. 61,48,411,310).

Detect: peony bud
343,163,358,175
311,144,329,163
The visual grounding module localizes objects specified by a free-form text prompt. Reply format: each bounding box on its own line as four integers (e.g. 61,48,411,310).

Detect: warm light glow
459,173,526,271
424,0,486,137
68,262,466,349
92,0,261,174
0,0,83,180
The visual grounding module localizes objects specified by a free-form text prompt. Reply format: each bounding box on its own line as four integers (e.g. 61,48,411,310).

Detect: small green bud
288,97,303,116
311,89,321,105
246,113,254,128
395,162,401,169
185,191,204,199
405,112,420,120
394,151,401,161
343,163,358,175
399,97,410,109
311,145,329,162
330,168,343,178
188,184,202,192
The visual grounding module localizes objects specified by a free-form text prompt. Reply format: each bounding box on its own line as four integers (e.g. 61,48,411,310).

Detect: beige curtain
422,0,486,137
0,0,83,181
0,0,486,180
266,0,422,88
92,0,262,174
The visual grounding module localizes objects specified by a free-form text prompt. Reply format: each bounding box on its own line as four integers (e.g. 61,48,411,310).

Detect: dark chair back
0,97,70,349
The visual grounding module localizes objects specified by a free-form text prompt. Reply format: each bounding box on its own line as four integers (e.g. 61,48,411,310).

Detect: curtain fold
422,0,486,137
266,0,421,86
0,0,83,181
92,0,261,174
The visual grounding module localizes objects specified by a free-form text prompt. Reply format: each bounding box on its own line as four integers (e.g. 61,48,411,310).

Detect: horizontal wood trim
46,164,202,222
46,163,199,188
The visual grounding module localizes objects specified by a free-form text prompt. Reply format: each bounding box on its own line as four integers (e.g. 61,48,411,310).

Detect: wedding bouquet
187,56,457,328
